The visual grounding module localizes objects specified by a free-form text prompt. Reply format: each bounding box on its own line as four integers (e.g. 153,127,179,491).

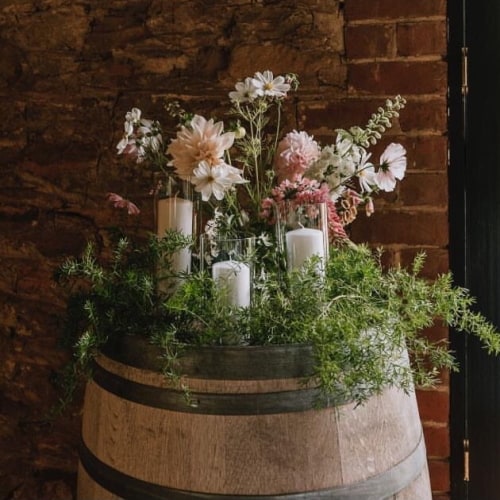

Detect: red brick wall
0,1,450,498
344,1,450,498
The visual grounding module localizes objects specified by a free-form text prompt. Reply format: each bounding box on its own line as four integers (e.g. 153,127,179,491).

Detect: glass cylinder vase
154,174,196,275
200,235,255,308
276,201,329,274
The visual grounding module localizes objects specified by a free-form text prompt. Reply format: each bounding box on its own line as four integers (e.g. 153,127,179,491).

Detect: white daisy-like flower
125,107,142,124
356,151,375,193
375,143,407,192
117,109,163,162
229,77,259,103
251,70,290,98
192,161,246,201
117,108,142,153
116,136,135,155
123,108,142,135
357,164,376,193
140,133,163,153
257,232,273,247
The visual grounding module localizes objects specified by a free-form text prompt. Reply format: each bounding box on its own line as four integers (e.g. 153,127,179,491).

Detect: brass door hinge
464,438,470,482
462,47,469,97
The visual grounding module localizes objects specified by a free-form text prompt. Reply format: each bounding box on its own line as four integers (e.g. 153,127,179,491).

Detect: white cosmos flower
192,161,246,201
116,136,135,155
140,133,162,153
356,151,375,193
118,108,142,152
251,71,290,98
117,109,163,161
124,108,142,135
229,77,259,103
375,143,407,192
125,107,142,123
358,164,376,193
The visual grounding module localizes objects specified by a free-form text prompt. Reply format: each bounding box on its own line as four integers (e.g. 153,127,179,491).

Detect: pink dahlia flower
275,130,320,182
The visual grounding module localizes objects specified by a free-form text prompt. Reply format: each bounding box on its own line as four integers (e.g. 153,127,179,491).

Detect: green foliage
160,243,500,404
57,234,500,407
56,230,192,361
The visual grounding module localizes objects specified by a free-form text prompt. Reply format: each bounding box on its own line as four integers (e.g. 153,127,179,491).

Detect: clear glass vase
276,201,329,274
154,174,195,275
200,235,256,308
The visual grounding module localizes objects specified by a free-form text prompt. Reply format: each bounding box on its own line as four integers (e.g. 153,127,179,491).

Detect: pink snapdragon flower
275,130,321,182
106,193,140,215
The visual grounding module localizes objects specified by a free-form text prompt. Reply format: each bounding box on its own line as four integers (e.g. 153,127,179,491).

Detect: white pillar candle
157,197,193,273
212,260,251,308
286,227,325,272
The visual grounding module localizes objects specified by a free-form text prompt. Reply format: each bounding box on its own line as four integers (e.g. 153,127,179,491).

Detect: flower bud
234,126,246,139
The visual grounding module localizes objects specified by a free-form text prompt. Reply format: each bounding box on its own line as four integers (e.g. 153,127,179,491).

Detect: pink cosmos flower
275,130,321,182
375,143,407,192
167,115,235,180
106,193,140,215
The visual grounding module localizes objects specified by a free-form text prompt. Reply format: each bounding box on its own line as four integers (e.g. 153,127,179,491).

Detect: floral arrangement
113,71,406,245
57,71,500,406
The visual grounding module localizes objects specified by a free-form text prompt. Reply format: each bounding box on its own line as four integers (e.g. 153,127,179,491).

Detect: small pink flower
275,130,320,182
365,198,375,217
106,193,140,215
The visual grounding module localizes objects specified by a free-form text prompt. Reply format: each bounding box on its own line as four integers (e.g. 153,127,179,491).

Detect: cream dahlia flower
167,115,235,180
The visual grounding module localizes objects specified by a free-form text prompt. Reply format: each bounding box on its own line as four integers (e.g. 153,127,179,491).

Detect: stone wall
0,1,449,498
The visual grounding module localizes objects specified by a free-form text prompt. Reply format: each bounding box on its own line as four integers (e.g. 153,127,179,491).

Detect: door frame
448,0,468,497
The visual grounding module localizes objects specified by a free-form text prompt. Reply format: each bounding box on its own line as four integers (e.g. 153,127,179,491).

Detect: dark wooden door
450,0,500,498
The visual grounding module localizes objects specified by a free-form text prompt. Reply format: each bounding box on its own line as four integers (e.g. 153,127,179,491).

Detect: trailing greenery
53,230,191,411
56,234,500,407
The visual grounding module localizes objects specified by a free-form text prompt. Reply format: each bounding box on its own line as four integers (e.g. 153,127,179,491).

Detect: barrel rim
102,335,316,380
91,357,345,414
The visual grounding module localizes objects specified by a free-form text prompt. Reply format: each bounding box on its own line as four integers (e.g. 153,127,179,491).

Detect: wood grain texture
78,346,432,499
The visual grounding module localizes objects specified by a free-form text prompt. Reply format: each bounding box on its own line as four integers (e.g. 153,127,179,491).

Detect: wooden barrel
77,337,432,499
